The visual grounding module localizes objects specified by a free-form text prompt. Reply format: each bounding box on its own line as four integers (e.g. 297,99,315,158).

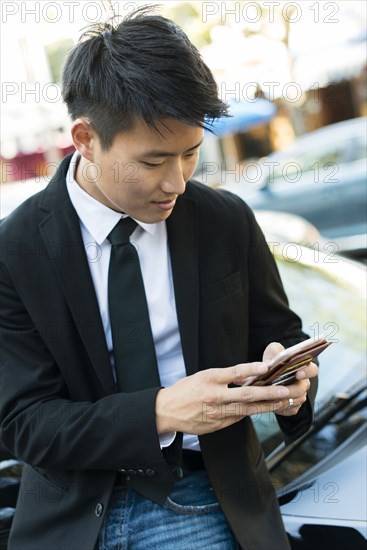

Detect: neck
74,155,119,211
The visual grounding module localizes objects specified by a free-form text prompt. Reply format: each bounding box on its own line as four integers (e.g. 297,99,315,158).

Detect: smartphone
267,335,328,368
244,334,332,387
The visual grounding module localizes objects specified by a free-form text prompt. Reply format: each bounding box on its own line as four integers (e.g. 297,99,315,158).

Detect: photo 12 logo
201,2,340,24
1,1,140,24
199,160,339,186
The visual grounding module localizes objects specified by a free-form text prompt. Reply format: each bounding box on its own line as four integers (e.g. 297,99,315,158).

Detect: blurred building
197,1,366,173
1,1,366,183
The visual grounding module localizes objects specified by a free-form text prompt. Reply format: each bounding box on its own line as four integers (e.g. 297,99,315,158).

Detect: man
0,8,318,550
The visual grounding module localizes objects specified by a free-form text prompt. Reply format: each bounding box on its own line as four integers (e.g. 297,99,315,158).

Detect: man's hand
262,342,319,417
155,360,291,436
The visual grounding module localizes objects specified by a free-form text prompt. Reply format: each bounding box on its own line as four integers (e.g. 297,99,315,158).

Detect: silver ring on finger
287,397,295,409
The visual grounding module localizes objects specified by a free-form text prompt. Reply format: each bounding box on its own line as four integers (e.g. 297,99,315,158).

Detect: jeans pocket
163,471,221,515
164,496,220,515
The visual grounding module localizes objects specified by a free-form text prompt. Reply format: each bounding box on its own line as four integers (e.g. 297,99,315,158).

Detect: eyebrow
141,139,204,158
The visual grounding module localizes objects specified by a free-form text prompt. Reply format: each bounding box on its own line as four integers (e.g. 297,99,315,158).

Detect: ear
71,118,97,161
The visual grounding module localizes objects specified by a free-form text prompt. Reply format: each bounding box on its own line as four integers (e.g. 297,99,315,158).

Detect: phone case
248,339,331,387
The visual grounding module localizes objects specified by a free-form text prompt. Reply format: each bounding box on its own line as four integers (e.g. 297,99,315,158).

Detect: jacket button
145,468,157,477
95,503,103,518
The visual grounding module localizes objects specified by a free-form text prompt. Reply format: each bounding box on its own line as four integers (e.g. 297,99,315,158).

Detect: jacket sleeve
244,204,318,441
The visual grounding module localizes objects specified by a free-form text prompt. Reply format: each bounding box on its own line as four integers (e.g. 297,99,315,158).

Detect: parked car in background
220,117,367,259
257,245,366,549
0,177,49,219
253,210,323,249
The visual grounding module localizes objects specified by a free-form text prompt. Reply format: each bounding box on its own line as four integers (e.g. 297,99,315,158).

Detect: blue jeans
98,470,237,549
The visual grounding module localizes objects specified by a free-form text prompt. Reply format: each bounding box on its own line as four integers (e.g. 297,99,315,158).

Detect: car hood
280,426,367,522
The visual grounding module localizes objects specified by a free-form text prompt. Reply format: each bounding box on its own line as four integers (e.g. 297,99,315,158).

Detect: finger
283,378,310,398
211,362,269,386
223,383,289,404
236,400,286,417
276,403,302,416
210,399,287,422
275,395,304,416
296,362,319,380
262,341,284,362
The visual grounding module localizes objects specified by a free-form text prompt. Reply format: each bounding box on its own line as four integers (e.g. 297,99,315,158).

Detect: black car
220,118,367,257
257,245,367,548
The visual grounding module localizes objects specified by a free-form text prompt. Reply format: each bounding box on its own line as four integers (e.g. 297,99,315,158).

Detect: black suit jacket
0,156,316,550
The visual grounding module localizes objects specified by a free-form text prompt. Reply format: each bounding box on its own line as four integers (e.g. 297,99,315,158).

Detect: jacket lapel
37,157,199,389
38,158,116,394
166,192,199,376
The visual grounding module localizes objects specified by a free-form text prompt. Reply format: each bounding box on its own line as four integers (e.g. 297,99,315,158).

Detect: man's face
77,117,204,223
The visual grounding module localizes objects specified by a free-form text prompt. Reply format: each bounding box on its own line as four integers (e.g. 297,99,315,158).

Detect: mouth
152,198,177,211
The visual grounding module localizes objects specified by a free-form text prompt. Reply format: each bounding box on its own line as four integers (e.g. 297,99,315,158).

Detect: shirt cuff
159,431,176,448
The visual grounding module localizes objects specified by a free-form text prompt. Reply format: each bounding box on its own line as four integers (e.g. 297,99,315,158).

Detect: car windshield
269,380,366,492
255,248,366,465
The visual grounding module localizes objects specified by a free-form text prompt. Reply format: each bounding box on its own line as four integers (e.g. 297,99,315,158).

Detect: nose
161,160,186,196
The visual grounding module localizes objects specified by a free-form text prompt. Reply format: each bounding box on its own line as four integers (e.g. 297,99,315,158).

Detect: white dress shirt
66,152,199,451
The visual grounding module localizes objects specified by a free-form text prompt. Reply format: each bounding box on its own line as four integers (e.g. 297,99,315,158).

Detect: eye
141,161,163,168
184,151,199,160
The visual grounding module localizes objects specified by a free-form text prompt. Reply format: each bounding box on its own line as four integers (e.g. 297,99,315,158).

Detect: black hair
62,5,228,150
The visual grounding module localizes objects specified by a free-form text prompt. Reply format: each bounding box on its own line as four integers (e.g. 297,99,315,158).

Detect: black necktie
107,217,161,392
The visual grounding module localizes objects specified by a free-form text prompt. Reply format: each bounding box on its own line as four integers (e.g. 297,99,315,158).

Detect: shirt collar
66,152,157,245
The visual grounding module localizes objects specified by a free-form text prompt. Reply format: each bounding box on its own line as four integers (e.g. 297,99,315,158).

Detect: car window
350,132,367,162
266,142,348,188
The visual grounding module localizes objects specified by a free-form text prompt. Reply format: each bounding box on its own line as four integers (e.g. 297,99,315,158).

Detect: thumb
263,342,284,362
